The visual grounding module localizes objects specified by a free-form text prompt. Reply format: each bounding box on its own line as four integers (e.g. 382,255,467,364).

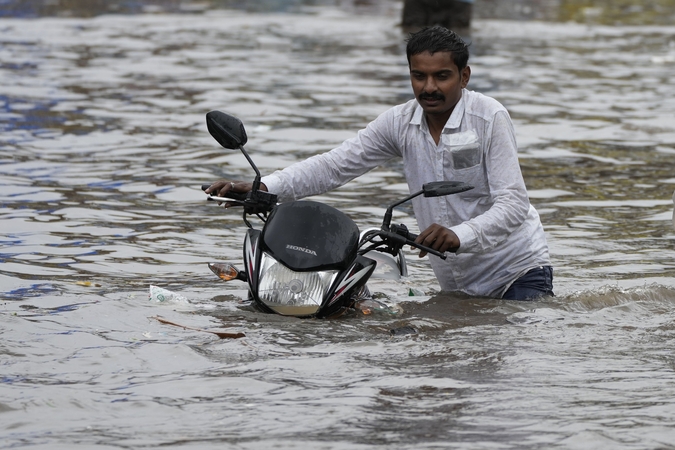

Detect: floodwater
2,0,675,448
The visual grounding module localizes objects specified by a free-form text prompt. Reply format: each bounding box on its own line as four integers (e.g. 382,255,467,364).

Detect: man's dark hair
406,26,470,71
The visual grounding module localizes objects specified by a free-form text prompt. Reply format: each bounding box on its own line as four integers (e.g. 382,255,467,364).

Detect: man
206,26,553,300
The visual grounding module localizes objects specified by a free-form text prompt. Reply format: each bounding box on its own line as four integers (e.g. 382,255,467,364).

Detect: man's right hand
204,180,244,197
203,180,268,206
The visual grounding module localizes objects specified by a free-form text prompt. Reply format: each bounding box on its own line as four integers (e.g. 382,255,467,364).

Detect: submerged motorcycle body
241,201,379,317
202,110,473,318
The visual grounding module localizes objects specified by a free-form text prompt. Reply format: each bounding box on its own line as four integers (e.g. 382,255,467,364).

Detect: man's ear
461,66,471,88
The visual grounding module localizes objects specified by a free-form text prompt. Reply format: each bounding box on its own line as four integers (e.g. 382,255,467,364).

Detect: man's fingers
422,232,441,250
414,224,460,257
414,228,435,246
204,180,230,196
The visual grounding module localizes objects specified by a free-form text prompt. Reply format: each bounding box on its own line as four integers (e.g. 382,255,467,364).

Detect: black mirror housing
206,110,248,149
423,181,473,197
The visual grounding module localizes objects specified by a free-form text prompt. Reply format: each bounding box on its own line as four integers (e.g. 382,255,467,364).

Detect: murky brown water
2,1,675,448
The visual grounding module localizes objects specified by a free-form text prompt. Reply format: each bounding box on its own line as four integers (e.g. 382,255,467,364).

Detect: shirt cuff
261,174,281,195
450,223,477,254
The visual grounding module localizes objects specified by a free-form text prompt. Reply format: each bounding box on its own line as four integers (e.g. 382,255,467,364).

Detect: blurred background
2,0,675,24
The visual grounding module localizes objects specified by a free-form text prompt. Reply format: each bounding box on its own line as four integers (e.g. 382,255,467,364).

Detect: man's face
409,51,470,119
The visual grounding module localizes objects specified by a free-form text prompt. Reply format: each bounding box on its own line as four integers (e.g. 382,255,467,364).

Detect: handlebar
202,183,453,259
201,183,278,220
201,184,248,202
361,224,453,260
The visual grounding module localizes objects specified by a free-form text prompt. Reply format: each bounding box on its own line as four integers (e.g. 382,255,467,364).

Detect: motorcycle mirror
423,181,474,197
204,111,276,212
381,181,474,231
206,110,248,149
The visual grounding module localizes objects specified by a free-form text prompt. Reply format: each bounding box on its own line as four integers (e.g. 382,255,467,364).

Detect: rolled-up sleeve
261,111,401,202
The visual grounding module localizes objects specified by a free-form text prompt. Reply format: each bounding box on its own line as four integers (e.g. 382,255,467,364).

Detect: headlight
258,252,338,316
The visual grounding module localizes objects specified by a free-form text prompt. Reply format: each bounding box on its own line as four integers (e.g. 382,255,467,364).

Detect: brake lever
205,195,246,207
201,184,247,202
201,183,248,208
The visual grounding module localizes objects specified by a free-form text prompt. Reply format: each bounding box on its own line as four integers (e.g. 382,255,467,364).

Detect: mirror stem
382,189,423,230
238,144,262,192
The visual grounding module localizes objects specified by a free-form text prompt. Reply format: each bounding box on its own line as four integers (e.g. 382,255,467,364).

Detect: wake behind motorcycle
202,110,473,318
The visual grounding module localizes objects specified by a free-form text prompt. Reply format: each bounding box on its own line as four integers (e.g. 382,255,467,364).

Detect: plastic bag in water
408,287,425,296
149,285,189,304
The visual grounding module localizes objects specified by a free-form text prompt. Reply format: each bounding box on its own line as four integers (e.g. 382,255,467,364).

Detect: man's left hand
414,223,460,257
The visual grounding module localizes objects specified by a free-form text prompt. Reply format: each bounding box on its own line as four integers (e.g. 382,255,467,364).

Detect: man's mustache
419,93,445,102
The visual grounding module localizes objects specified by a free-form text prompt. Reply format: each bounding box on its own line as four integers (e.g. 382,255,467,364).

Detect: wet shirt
261,89,551,298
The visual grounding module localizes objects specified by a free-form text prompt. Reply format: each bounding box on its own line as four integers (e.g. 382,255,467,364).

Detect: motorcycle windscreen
261,201,360,271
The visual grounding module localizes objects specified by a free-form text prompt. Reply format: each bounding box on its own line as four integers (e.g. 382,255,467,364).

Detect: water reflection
0,0,394,17
4,0,675,26
558,0,675,25
2,2,675,449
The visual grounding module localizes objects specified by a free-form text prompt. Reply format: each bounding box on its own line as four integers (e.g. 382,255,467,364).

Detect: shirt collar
410,89,466,130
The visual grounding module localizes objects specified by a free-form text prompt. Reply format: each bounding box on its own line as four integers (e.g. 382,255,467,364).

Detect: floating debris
150,316,245,339
354,298,402,315
149,285,189,304
408,287,425,296
389,325,418,336
76,281,101,287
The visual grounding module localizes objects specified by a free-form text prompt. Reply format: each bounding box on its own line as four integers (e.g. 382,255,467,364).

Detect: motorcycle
202,110,473,318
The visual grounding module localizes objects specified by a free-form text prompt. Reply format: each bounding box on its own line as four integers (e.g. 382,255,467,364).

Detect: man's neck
425,110,452,145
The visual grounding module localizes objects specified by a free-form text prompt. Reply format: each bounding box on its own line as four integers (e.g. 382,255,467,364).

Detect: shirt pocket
442,130,481,170
442,130,488,199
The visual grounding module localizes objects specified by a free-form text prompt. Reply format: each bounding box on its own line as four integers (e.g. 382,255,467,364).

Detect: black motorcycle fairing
261,201,360,271
243,229,262,297
318,254,377,318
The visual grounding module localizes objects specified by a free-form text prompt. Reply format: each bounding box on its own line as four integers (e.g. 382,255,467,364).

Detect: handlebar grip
388,224,455,259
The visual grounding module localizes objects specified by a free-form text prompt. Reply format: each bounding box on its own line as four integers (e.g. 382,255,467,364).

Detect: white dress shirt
262,89,551,298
